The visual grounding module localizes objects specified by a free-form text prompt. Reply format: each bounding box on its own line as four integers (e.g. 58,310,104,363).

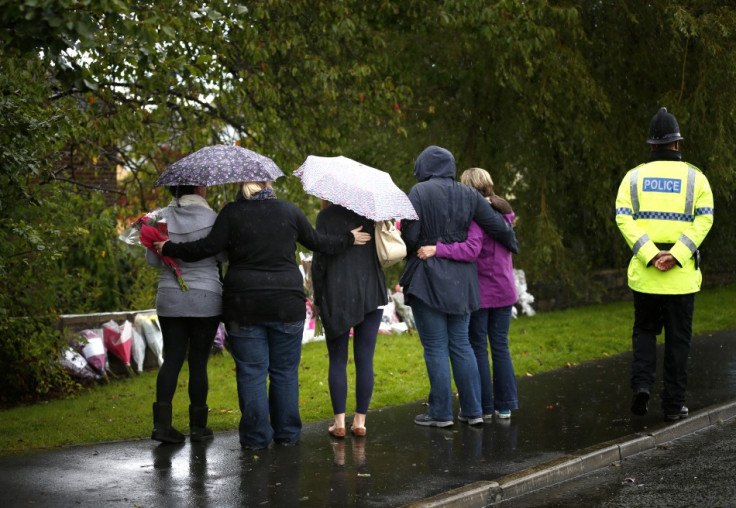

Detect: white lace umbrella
294,155,417,221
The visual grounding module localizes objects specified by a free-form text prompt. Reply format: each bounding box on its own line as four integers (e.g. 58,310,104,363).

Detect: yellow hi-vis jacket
615,156,714,294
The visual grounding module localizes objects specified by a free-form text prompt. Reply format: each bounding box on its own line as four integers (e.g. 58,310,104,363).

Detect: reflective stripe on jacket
615,154,714,294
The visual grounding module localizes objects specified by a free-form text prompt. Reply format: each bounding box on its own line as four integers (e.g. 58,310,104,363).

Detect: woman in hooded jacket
400,146,518,428
418,168,519,422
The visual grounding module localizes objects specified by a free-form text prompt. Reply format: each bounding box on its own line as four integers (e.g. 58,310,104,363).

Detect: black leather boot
151,402,185,444
189,405,214,442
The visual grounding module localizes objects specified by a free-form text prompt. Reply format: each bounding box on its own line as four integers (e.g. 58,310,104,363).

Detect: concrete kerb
403,400,736,508
708,400,736,424
401,481,499,508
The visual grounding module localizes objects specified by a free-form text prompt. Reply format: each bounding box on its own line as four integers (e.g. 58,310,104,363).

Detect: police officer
615,107,714,422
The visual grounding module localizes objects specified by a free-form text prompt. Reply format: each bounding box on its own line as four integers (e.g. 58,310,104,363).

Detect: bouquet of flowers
121,210,189,291
102,319,136,378
71,329,109,382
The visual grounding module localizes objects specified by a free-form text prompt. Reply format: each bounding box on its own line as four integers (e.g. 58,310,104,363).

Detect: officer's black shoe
631,389,650,416
663,406,689,422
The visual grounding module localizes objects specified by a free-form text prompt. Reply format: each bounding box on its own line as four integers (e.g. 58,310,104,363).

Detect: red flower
133,215,189,291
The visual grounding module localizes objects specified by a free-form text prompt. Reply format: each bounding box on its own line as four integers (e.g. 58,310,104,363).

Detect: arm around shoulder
435,221,483,262
162,207,229,261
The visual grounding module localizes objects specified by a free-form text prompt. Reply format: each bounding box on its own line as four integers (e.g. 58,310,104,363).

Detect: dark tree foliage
2,0,735,403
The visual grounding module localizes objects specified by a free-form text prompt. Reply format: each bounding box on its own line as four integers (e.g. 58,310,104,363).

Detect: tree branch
53,177,125,195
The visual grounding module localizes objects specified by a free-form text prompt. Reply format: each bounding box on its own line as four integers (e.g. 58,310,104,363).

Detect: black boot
189,405,214,442
152,402,185,444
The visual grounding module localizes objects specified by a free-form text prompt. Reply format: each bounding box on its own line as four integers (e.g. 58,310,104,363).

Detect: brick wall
57,146,120,206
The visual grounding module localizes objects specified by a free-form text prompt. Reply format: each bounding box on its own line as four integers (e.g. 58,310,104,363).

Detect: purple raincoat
436,218,518,309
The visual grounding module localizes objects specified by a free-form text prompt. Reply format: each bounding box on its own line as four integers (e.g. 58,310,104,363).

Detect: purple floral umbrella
155,145,284,187
294,155,418,221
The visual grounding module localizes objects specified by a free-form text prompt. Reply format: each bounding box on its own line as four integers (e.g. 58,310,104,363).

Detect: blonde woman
417,168,519,421
157,181,370,449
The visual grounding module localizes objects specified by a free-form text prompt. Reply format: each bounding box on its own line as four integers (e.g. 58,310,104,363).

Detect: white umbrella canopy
294,155,417,221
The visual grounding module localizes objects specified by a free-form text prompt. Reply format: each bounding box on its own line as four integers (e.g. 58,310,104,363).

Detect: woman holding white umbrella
295,155,417,438
312,202,386,438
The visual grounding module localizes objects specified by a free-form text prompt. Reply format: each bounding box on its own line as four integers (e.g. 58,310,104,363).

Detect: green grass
2,283,735,455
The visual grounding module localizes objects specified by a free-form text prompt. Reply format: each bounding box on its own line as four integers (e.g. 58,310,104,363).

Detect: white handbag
375,220,406,268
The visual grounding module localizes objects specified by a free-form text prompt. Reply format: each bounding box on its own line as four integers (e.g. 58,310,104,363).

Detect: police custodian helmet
647,107,684,145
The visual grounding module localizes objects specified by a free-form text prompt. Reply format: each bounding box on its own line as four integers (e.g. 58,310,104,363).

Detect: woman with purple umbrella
155,179,370,450
148,185,226,444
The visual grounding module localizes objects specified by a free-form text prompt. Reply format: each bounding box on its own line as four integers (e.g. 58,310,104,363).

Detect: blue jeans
228,321,304,449
468,306,518,414
410,298,481,421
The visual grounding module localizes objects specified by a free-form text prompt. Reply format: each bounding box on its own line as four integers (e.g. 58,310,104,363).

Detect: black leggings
326,308,384,415
156,316,220,406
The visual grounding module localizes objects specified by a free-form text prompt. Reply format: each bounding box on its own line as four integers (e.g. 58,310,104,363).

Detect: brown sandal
350,426,366,437
328,423,346,438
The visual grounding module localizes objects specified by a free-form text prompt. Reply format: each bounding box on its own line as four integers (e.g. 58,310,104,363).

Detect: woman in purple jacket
418,167,519,421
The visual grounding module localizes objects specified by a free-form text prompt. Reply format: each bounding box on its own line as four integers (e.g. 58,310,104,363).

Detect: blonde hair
460,167,494,198
241,181,269,199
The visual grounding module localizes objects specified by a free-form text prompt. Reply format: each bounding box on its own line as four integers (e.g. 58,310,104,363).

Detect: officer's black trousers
630,291,695,414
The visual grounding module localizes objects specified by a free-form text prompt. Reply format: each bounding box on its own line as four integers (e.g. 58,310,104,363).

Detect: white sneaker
458,414,484,426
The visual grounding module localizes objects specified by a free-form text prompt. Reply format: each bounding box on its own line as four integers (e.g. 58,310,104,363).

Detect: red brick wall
57,146,120,207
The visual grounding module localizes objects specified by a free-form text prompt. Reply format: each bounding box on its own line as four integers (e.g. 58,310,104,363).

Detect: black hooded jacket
399,146,518,314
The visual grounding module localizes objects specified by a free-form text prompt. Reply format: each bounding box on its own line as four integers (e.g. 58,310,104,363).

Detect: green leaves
3,0,736,314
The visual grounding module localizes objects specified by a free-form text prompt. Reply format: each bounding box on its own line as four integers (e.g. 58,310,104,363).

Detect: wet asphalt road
508,416,736,507
1,329,735,507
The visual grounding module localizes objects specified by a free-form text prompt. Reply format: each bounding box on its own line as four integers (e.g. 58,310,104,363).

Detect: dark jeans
228,321,304,450
631,291,695,414
468,305,518,414
411,298,481,421
326,308,383,415
156,316,220,406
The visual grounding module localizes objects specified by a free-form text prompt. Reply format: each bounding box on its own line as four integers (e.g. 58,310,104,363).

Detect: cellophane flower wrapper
118,209,165,245
121,210,189,291
131,325,147,374
59,348,101,382
138,224,189,291
135,313,164,367
73,329,109,381
102,320,135,377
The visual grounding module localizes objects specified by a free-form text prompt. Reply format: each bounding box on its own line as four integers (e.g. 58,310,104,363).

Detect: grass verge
2,283,735,455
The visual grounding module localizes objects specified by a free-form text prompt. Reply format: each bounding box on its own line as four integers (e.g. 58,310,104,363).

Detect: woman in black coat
312,203,388,438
